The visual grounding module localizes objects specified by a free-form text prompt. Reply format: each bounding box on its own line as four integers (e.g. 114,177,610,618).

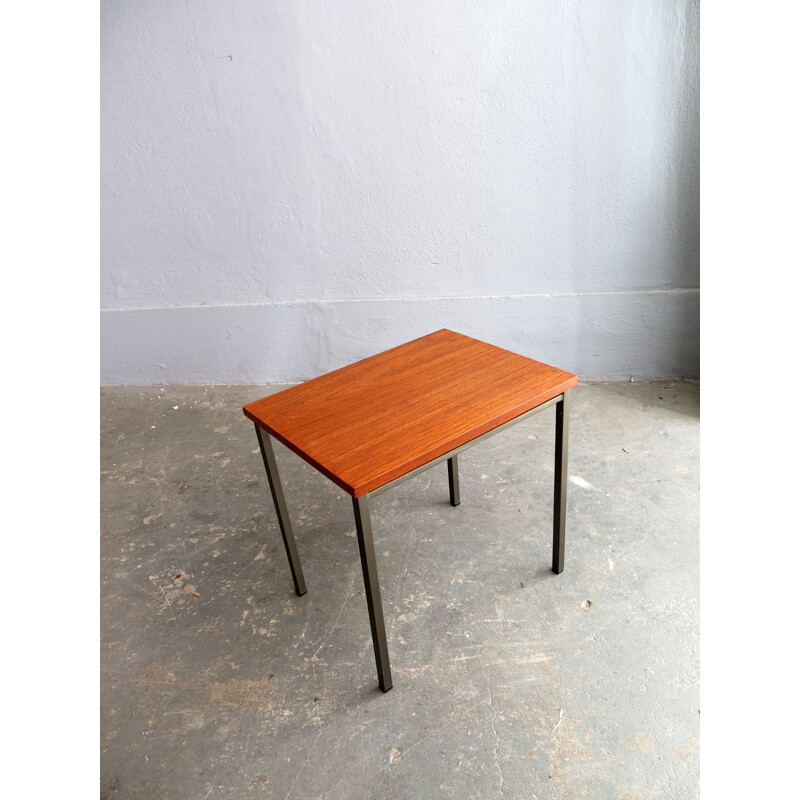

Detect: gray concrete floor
101,381,699,800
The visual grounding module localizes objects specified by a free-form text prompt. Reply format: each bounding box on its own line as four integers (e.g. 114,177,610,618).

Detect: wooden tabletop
243,329,578,497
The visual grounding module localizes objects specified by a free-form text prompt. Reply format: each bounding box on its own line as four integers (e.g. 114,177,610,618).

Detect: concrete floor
101,381,699,800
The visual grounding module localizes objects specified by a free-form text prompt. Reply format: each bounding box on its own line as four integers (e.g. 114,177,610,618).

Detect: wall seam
101,286,700,314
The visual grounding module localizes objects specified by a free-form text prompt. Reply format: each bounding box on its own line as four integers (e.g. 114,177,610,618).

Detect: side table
243,329,578,691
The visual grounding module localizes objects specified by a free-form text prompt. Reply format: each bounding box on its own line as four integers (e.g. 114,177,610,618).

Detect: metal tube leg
447,456,460,506
352,494,393,692
254,424,307,596
552,392,570,574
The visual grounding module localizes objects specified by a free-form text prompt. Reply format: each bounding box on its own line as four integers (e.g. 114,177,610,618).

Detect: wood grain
243,329,578,497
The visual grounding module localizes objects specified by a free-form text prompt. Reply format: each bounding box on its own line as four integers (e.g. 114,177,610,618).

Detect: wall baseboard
101,289,699,384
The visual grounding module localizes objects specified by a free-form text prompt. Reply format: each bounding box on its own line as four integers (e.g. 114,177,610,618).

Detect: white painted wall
101,0,699,383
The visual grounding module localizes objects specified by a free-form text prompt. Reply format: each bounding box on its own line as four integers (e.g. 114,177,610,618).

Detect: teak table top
243,329,578,497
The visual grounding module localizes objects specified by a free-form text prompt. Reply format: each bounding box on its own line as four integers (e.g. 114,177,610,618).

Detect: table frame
253,389,571,692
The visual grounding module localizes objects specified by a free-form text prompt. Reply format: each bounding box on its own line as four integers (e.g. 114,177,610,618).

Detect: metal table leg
552,390,570,574
352,494,393,692
447,455,460,507
254,424,307,596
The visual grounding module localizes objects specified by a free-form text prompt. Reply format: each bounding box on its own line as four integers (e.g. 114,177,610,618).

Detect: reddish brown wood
243,329,578,497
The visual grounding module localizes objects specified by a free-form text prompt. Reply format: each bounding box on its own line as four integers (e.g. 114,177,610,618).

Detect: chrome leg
447,456,460,507
254,424,307,596
352,494,392,692
552,392,570,574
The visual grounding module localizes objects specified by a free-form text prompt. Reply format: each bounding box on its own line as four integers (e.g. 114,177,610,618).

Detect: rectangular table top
243,329,578,497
